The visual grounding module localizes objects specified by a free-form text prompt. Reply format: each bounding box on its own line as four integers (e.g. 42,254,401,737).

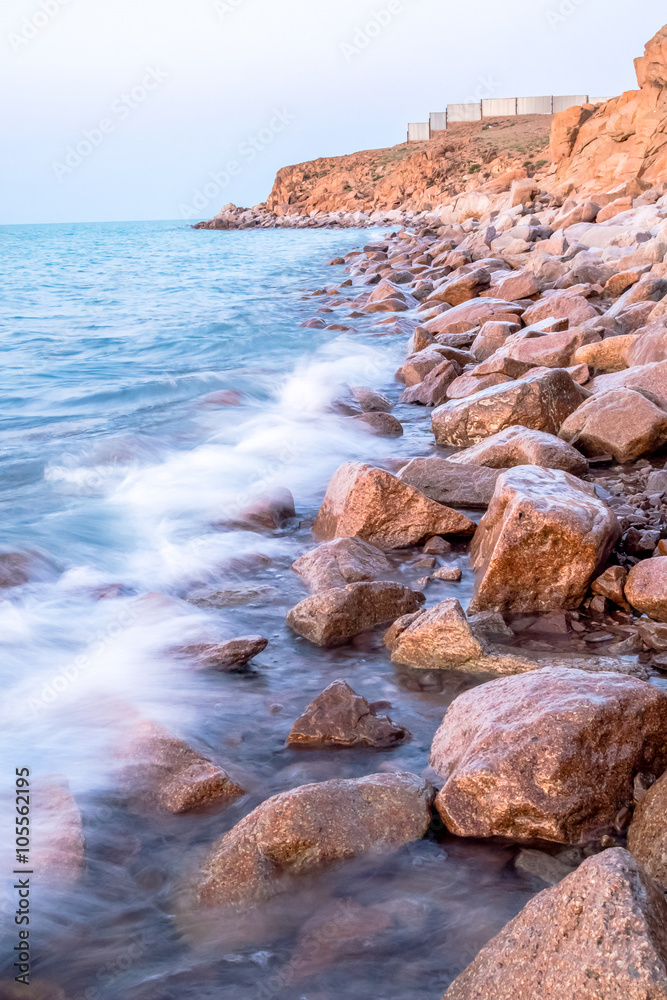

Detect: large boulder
400,361,460,406
573,333,639,372
287,680,409,748
423,298,523,336
429,666,667,843
286,581,421,647
469,466,620,614
443,849,667,999
397,457,503,508
312,463,476,550
447,425,588,476
589,360,667,407
626,321,667,366
292,537,391,592
626,557,667,621
559,387,667,463
628,771,667,890
521,293,599,327
502,327,596,369
195,773,434,908
431,369,588,448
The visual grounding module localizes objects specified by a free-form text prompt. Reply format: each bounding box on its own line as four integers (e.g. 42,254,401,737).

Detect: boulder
400,360,460,406
589,359,667,406
195,772,434,908
488,269,541,301
573,333,638,371
286,680,409,748
430,666,667,843
119,720,245,814
470,320,521,361
351,386,393,412
628,771,667,890
430,267,491,305
292,537,391,592
286,581,421,647
626,321,667,366
442,849,667,1000
607,275,667,319
559,387,667,463
230,489,296,531
503,327,597,369
397,457,503,508
367,278,407,304
423,298,523,337
353,412,404,436
431,369,588,448
445,372,511,399
182,635,268,670
469,466,620,614
626,557,667,621
605,266,652,298
591,565,630,608
395,349,452,387
313,463,476,550
521,293,598,327
447,425,588,476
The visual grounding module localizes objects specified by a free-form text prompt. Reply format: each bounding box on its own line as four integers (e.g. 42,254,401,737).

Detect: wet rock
573,333,638,372
287,680,409,748
559,387,667,463
182,636,268,671
199,389,244,406
119,720,245,814
292,537,391,592
313,462,475,550
514,848,577,886
353,411,404,436
431,369,588,448
430,666,667,843
443,849,667,1000
591,566,629,608
469,466,620,614
397,457,502,508
0,552,32,588
32,778,85,885
433,566,462,582
195,772,434,909
396,349,453,387
638,621,667,651
424,536,452,555
189,584,278,608
0,984,68,1000
286,581,421,647
626,557,667,621
432,268,491,305
229,489,296,531
446,425,588,476
351,386,393,412
628,771,667,890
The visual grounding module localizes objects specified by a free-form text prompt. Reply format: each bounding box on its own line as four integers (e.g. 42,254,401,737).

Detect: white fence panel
446,102,482,122
517,95,553,115
590,96,613,105
552,94,589,113
407,122,430,142
429,112,447,132
481,98,517,117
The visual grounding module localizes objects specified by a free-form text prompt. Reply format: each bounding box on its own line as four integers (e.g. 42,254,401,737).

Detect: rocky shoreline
11,25,667,1000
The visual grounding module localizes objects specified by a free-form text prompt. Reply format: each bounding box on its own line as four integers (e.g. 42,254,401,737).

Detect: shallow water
0,220,541,999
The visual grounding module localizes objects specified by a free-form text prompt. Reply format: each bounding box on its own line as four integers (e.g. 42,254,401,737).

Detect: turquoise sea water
0,220,534,999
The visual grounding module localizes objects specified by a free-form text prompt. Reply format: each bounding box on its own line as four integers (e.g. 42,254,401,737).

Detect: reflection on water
1,221,541,999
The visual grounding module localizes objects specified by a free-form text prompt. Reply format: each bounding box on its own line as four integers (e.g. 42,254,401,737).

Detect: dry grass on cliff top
266,115,554,214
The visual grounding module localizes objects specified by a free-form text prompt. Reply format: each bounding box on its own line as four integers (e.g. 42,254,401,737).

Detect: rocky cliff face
551,26,667,197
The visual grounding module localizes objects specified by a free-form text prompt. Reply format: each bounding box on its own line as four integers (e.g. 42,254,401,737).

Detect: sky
1,0,666,225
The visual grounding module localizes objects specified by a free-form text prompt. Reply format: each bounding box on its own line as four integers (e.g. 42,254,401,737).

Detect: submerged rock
447,425,588,475
351,386,393,413
429,666,667,843
443,849,667,999
287,680,409,747
292,537,391,592
628,770,667,890
469,466,620,614
313,462,475,550
181,635,268,671
286,580,421,647
32,778,85,885
195,772,433,909
353,411,404,436
119,720,245,814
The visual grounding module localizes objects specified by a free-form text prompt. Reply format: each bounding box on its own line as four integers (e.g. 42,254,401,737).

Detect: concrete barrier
517,95,554,115
429,112,447,133
481,97,518,117
552,94,589,113
407,122,430,142
447,102,482,123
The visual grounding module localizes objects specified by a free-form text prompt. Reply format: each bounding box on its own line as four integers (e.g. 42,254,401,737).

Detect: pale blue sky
1,0,665,224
